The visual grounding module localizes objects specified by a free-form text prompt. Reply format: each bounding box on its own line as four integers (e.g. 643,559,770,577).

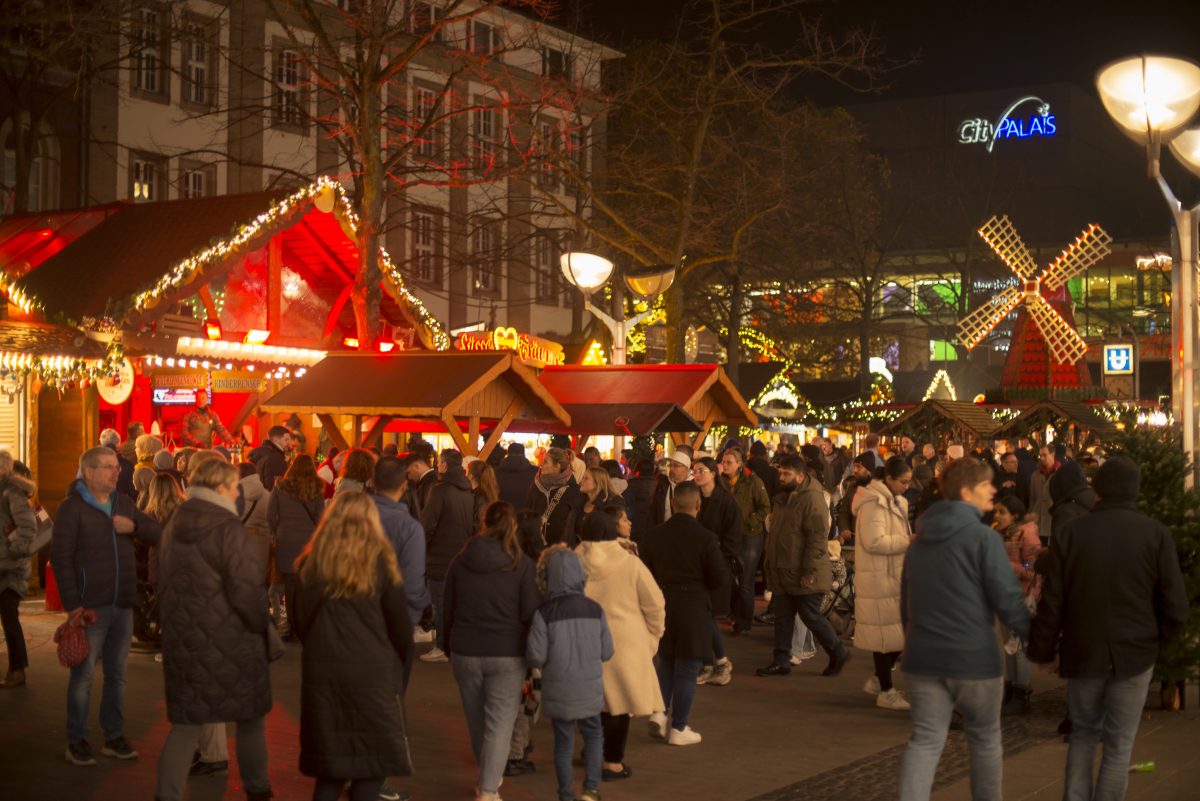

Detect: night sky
572,0,1200,103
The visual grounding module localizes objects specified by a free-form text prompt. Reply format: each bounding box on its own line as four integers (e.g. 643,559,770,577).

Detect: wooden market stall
518,364,757,448
259,351,571,459
877,399,1000,448
990,399,1116,450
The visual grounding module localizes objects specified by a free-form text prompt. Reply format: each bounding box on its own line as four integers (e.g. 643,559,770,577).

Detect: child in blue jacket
527,536,614,801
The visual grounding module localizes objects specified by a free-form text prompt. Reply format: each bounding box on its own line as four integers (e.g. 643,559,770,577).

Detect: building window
412,208,441,284
472,221,499,294
414,87,441,160
179,162,215,198
411,1,442,38
130,154,164,202
537,119,559,190
2,129,59,213
274,49,305,128
133,7,166,97
536,232,559,303
473,98,502,165
542,47,571,79
470,20,496,55
182,20,214,107
567,129,586,175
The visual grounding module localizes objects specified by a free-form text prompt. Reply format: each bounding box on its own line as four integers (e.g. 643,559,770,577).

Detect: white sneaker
695,665,714,685
667,726,702,746
876,688,911,711
707,657,732,686
863,675,881,696
413,627,434,643
789,654,802,666
648,712,668,740
419,646,449,663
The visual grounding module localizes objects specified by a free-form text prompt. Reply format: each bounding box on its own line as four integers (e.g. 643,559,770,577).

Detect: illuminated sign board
455,326,566,369
1103,344,1134,376
958,95,1057,152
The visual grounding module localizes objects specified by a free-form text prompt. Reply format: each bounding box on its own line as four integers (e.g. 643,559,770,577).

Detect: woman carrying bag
292,491,413,801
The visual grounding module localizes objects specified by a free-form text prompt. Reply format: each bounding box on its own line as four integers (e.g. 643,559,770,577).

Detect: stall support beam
360,415,392,449
229,392,261,440
468,415,481,454
267,237,283,333
440,411,472,455
317,413,350,452
689,407,721,452
479,399,522,461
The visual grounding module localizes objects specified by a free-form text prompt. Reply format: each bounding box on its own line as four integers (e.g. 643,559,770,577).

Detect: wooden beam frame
296,219,354,281
689,406,722,451
317,413,350,451
440,409,472,455
468,415,481,454
479,398,522,460
267,237,283,333
360,415,393,449
229,391,261,435
322,284,354,340
197,285,219,320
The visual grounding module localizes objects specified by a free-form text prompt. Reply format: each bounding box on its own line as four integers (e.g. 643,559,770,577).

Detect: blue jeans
551,715,602,801
1064,667,1152,801
451,654,525,794
734,534,762,632
771,592,843,666
655,651,702,731
67,605,133,743
429,579,445,650
898,673,1003,801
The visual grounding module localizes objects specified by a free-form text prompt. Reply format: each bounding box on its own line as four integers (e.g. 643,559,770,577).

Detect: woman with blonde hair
444,501,539,801
577,466,623,541
292,492,413,801
141,473,184,589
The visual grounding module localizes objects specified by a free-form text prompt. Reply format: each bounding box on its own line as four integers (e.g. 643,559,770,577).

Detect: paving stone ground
2,599,1198,801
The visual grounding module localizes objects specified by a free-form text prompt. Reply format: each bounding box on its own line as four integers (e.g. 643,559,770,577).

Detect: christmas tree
1106,421,1200,705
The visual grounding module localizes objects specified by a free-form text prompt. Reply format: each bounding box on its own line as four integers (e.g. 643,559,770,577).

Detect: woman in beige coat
851,455,913,712
576,506,665,780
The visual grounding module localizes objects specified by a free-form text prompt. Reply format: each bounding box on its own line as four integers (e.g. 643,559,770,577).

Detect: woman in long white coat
576,506,665,780
851,455,913,711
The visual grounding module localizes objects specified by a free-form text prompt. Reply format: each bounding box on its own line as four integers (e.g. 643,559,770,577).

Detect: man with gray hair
99,429,136,500
52,446,163,766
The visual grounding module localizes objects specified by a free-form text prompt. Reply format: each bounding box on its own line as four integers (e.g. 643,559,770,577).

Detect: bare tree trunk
726,270,743,384
353,86,383,347
664,277,685,363
859,317,873,395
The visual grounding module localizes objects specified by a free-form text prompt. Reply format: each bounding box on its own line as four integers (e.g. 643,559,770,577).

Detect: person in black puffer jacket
155,457,272,801
420,449,477,660
495,443,538,508
268,455,326,640
1048,460,1096,544
293,492,413,801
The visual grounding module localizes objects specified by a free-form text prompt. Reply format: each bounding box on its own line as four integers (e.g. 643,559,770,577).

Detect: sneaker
667,726,702,746
419,646,449,663
822,649,850,677
189,760,229,777
695,665,714,685
580,789,602,801
101,736,139,760
876,688,911,711
413,627,434,644
377,782,410,800
707,657,732,686
863,675,881,696
753,612,775,625
789,654,802,665
154,652,163,663
756,663,791,677
503,758,534,776
65,740,96,766
648,712,668,740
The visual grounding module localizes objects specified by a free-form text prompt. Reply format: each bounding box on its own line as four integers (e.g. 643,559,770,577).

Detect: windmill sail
1041,223,1113,291
1026,292,1088,364
958,284,1022,350
978,215,1038,280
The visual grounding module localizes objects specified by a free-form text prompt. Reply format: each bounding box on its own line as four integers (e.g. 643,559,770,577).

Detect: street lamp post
1097,55,1200,485
559,252,676,365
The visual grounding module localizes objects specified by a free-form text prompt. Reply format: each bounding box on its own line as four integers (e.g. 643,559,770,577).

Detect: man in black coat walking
419,449,476,662
495,442,537,508
248,425,292,491
1028,456,1189,801
640,482,728,746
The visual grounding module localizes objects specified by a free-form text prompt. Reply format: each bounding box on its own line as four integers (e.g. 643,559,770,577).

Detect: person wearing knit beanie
1091,455,1140,503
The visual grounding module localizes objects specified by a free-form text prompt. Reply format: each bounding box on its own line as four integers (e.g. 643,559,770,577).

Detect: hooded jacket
443,534,540,657
372,493,431,624
1048,462,1097,542
496,451,538,508
851,479,910,654
0,475,39,596
51,479,162,610
526,547,614,721
901,500,1030,679
725,469,771,540
576,538,665,716
158,488,271,724
249,440,289,491
420,466,476,581
763,476,831,596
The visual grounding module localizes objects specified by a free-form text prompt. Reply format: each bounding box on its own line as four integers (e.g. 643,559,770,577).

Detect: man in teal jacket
897,457,1030,801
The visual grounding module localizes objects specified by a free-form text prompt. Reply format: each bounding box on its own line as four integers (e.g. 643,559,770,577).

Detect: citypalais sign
958,95,1057,152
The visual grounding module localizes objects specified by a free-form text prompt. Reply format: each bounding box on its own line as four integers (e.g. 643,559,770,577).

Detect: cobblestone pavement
2,600,1198,801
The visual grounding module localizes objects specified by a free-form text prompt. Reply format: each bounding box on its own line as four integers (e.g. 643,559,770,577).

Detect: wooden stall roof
878,400,1000,439
510,402,702,437
991,399,1116,440
0,321,111,358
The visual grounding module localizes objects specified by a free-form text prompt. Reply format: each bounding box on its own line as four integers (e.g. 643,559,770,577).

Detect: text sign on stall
151,369,267,393
455,326,566,369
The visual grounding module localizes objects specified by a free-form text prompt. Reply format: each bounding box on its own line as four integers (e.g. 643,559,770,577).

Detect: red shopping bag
54,609,97,668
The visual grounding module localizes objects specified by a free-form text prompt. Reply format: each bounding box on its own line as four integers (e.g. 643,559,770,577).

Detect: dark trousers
313,778,382,801
734,534,763,632
874,651,901,691
771,592,843,666
600,712,630,763
282,573,299,637
0,588,27,671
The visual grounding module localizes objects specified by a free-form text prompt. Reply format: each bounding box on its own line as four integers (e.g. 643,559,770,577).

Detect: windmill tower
958,215,1112,401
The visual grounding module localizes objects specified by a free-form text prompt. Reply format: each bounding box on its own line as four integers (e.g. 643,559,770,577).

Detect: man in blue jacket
897,457,1030,801
51,446,163,767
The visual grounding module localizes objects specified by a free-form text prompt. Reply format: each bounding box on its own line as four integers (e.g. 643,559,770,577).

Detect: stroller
821,542,855,639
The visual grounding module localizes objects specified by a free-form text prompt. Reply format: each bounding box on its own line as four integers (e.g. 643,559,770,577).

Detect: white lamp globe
560,251,614,293
1096,55,1200,145
1168,128,1200,177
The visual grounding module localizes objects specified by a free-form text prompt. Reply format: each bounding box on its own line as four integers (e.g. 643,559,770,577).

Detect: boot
0,669,26,687
1001,686,1031,716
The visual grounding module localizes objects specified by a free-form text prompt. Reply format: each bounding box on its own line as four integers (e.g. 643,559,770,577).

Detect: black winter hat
581,512,619,542
1049,459,1088,503
1092,455,1140,503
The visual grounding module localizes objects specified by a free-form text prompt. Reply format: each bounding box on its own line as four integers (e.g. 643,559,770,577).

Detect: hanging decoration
922,369,958,401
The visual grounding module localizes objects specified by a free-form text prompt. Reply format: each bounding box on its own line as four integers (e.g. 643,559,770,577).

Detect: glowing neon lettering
958,96,1056,151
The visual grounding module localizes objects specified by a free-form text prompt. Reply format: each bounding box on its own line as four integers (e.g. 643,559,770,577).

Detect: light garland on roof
8,177,449,350
176,336,327,367
922,369,958,401
0,338,128,390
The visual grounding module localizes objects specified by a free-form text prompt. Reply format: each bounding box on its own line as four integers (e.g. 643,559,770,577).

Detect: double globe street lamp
1096,55,1200,484
559,252,676,365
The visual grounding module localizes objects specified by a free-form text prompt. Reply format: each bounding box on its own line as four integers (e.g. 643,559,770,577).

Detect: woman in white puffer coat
851,455,913,711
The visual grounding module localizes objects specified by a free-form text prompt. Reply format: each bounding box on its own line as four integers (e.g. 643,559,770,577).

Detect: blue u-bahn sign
1103,344,1135,376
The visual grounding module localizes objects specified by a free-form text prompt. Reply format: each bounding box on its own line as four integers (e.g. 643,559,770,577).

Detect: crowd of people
0,414,1190,801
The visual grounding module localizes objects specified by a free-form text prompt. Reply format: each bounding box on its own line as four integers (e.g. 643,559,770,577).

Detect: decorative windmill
958,215,1112,400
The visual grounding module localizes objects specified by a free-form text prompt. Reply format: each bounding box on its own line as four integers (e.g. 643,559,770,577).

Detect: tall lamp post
560,252,676,365
1096,55,1200,485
